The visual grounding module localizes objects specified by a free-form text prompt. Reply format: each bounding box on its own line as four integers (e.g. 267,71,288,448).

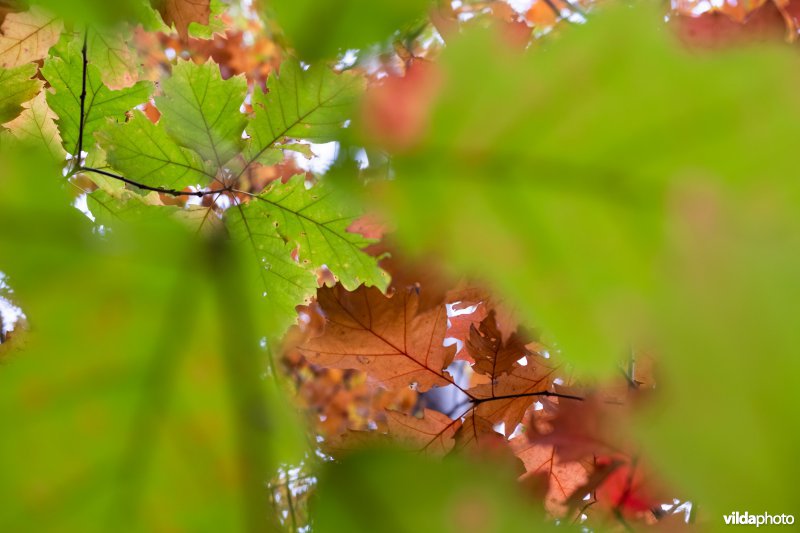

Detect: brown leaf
469,355,559,435
295,284,457,392
386,408,460,455
0,7,62,68
510,435,591,517
152,0,211,41
327,409,459,456
529,394,619,463
466,310,532,379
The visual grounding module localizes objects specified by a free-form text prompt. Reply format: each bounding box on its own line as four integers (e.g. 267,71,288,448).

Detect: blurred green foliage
0,147,307,531
377,5,800,373
372,4,800,525
2,1,799,531
311,448,557,533
267,0,430,60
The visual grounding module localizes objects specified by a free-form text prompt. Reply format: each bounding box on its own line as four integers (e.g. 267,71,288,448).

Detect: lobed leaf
246,175,388,290
156,59,246,168
96,111,215,189
295,284,456,392
2,91,65,162
87,25,139,89
0,62,42,124
42,41,152,156
0,7,62,68
244,59,363,167
225,198,318,339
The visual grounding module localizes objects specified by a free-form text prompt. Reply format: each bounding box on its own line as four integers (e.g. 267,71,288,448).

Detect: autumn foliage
1,0,799,531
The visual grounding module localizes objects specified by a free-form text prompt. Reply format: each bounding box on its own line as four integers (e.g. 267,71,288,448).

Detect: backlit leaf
0,6,61,68
42,40,152,156
96,111,215,189
156,59,246,168
0,62,41,123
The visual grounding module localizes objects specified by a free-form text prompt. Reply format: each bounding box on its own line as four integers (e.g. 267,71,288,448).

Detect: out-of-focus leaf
311,447,557,533
373,5,800,375
27,0,160,26
2,91,66,162
186,0,225,39
155,59,246,167
636,180,800,517
0,62,42,123
42,40,152,156
0,6,62,67
268,0,429,61
96,111,215,189
152,0,210,40
0,146,306,531
244,59,363,168
244,175,388,290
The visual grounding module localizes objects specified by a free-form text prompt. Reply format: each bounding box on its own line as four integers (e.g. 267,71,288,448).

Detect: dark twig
542,0,564,20
472,390,584,405
80,167,222,197
71,34,226,199
74,30,88,171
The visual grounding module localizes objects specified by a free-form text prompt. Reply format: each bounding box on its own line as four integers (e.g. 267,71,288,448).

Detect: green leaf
250,175,388,291
156,59,247,168
225,198,318,339
0,63,43,124
245,59,363,167
187,0,226,39
87,25,139,89
25,0,158,26
635,183,800,517
42,41,153,156
86,188,169,227
2,91,66,162
312,447,557,533
268,0,429,60
96,111,216,189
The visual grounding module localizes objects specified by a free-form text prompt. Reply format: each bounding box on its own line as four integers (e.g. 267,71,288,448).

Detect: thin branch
80,167,222,197
541,0,564,21
285,483,297,532
74,29,88,170
471,389,584,405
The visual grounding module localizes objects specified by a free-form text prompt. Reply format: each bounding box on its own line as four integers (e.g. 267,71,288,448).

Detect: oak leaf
510,435,591,517
470,355,560,435
0,7,61,68
466,310,533,379
295,284,457,392
152,0,211,41
386,408,460,455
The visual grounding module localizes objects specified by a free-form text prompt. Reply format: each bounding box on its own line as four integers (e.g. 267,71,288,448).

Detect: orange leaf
152,0,211,41
295,285,457,392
